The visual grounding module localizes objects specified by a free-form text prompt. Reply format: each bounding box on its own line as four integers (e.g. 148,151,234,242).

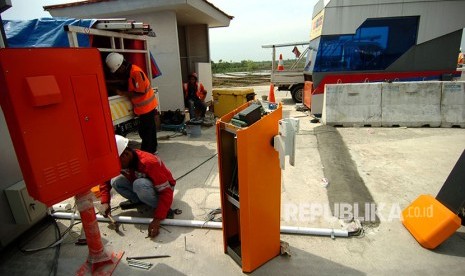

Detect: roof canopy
44,0,233,27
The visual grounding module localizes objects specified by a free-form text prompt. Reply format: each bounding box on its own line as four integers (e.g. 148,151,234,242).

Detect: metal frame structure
66,24,152,80
65,23,160,126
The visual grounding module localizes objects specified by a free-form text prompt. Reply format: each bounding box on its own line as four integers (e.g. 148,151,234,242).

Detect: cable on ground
175,153,218,182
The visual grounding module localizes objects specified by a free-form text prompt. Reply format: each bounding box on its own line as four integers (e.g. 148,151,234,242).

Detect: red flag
292,46,301,58
150,53,162,78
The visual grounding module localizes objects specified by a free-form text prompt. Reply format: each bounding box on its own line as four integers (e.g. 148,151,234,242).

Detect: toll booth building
45,0,232,112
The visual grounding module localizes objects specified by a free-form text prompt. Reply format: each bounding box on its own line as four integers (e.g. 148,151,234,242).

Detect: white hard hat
106,52,124,73
115,135,129,156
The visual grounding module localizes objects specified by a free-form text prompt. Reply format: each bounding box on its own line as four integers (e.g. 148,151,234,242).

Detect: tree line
211,60,270,73
211,59,307,74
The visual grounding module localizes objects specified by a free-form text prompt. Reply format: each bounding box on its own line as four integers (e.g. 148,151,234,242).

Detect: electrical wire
20,206,77,253
205,208,222,222
49,218,61,276
17,216,56,252
14,216,64,276
175,153,218,182
348,227,365,238
168,132,184,138
60,221,82,237
17,206,82,274
202,208,222,228
158,131,184,140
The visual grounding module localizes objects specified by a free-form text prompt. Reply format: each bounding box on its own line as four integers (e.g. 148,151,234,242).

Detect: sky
1,0,318,62
206,0,318,62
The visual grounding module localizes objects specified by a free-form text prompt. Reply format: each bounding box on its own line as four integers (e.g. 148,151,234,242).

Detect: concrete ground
1,85,464,275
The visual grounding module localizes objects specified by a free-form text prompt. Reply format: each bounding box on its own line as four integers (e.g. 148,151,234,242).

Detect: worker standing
100,135,176,238
183,72,207,122
106,52,158,154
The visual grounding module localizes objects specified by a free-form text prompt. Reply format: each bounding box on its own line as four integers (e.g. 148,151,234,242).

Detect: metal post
0,14,8,48
74,191,123,275
271,46,276,73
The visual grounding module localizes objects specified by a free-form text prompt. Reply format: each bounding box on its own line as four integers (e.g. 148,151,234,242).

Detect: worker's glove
101,203,111,218
148,218,161,238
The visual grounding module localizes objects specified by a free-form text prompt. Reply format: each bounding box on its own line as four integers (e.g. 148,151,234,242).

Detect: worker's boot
166,209,174,219
119,200,144,210
166,208,182,219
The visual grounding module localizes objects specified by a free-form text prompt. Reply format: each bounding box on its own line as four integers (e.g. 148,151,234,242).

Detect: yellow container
213,88,255,118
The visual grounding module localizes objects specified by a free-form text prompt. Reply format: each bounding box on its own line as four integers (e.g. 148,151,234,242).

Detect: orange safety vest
183,82,207,101
128,64,158,115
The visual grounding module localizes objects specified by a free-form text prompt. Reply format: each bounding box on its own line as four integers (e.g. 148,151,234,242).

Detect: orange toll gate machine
0,48,123,274
216,100,299,273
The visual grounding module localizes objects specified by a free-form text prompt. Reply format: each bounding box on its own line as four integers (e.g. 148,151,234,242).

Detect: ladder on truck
262,41,315,102
65,20,158,132
262,41,314,84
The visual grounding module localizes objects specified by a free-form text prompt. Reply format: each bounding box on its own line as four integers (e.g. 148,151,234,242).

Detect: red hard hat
189,72,198,80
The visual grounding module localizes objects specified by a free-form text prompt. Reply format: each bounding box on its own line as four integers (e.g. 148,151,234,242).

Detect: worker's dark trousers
138,109,158,153
187,98,207,119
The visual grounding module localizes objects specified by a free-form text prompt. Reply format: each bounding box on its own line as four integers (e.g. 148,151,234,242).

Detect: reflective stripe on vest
133,93,156,108
155,181,171,192
129,65,158,115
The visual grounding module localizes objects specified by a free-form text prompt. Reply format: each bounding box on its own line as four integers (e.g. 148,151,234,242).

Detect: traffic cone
277,54,284,71
268,83,276,103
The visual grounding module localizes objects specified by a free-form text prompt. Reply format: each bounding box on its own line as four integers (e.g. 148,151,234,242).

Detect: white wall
132,11,185,111
196,62,213,101
0,107,30,248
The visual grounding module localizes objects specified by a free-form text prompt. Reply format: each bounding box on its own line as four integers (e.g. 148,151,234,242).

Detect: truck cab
304,0,465,114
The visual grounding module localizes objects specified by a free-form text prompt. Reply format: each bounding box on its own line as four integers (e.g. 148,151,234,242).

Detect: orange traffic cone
277,54,284,71
268,83,276,103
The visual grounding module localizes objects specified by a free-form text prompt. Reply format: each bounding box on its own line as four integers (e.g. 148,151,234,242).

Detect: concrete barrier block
322,83,382,127
381,82,441,127
311,93,324,116
441,82,465,128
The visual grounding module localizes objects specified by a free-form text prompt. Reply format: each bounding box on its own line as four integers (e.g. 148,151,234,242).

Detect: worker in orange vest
183,72,207,122
106,52,158,154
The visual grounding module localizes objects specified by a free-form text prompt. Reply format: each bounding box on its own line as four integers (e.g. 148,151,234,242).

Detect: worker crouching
100,135,176,238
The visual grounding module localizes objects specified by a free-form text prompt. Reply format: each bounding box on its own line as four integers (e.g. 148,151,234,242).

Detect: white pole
52,212,349,238
280,225,348,237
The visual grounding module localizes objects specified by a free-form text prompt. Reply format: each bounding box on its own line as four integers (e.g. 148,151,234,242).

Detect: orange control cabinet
0,48,120,206
216,101,282,272
303,81,313,109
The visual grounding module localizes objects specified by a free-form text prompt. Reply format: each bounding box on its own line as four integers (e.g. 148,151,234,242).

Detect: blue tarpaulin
2,17,161,78
3,18,96,47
